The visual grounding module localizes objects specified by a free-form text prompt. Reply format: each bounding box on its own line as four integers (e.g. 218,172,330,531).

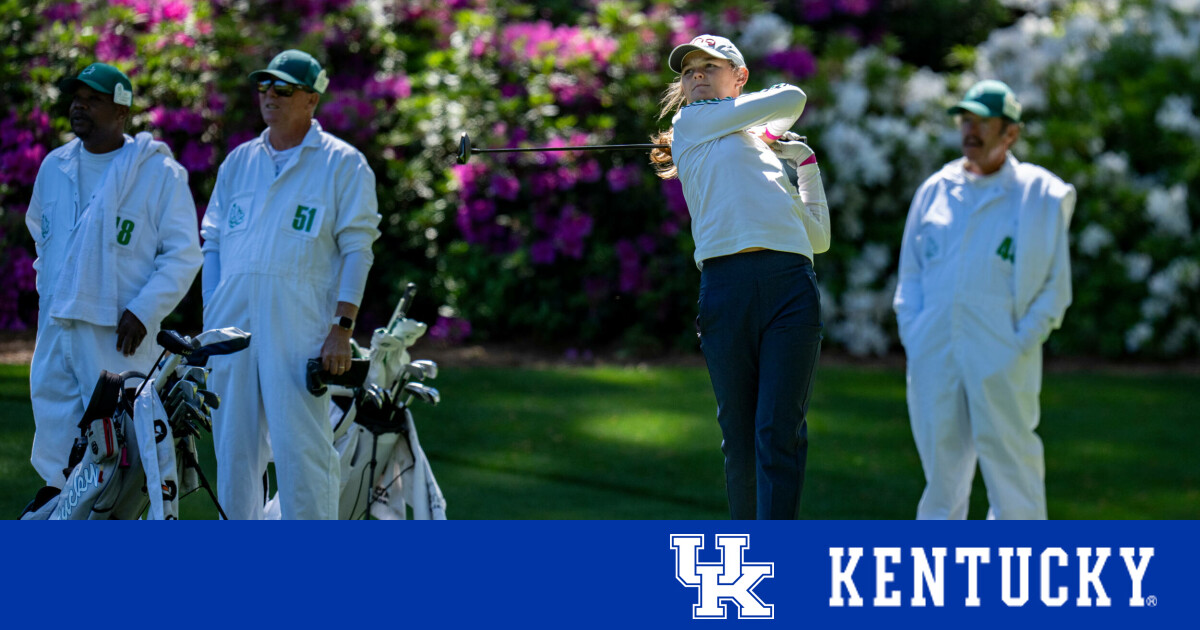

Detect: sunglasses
257,79,312,98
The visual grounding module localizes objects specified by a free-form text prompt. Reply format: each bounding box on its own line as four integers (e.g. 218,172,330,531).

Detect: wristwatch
332,315,355,331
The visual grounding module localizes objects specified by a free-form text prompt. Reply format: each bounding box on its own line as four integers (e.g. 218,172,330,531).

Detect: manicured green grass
2,361,1197,519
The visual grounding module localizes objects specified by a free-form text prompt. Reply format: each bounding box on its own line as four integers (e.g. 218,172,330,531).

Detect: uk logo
671,534,774,620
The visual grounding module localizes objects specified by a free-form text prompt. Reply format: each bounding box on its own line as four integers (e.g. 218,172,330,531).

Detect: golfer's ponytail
650,128,675,179
650,78,685,180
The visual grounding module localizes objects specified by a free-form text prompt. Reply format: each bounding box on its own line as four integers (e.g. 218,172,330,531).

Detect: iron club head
410,359,438,379
177,365,209,388
166,379,200,411
360,384,386,410
457,132,472,165
197,389,220,410
402,381,440,407
404,359,438,381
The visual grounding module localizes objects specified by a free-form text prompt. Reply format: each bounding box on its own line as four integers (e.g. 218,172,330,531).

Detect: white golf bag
20,328,251,520
264,283,447,520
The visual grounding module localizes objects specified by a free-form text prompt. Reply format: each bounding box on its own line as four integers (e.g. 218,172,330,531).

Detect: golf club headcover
157,329,195,356
306,357,371,396
306,358,327,396
186,328,252,367
19,486,62,519
78,370,124,430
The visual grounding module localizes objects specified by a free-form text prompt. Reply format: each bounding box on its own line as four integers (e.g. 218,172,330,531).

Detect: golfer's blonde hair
650,78,685,180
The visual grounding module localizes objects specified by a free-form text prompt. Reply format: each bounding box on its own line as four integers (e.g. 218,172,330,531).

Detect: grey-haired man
201,50,380,519
894,80,1075,519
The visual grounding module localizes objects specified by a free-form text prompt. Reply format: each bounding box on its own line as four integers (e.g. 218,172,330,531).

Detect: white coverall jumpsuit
24,135,201,487
201,120,380,520
893,154,1075,520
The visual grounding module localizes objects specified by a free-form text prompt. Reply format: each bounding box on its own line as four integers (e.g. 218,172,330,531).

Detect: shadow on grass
1,362,1197,519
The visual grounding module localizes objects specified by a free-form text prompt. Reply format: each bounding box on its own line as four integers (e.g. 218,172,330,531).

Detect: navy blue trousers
697,250,823,519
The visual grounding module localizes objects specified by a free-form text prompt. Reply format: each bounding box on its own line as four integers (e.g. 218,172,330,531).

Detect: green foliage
2,0,1196,358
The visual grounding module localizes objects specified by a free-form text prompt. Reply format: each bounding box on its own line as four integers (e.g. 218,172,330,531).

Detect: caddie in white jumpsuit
201,50,380,519
24,62,201,487
894,80,1075,519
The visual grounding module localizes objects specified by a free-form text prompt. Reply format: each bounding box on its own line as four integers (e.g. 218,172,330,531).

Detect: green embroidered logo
924,236,939,261
996,236,1015,263
228,202,245,229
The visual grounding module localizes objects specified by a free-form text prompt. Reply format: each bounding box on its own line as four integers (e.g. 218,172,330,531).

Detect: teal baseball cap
948,79,1022,122
248,49,329,94
62,62,133,106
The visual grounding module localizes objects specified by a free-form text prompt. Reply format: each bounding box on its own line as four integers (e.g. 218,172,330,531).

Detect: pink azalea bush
9,0,1190,358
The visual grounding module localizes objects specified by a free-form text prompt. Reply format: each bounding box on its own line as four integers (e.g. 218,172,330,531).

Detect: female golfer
651,34,830,519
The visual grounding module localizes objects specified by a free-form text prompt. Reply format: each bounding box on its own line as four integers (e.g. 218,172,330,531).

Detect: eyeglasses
257,80,311,98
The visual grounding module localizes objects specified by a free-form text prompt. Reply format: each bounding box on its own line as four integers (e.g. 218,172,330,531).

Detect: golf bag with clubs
263,282,447,520
20,328,251,520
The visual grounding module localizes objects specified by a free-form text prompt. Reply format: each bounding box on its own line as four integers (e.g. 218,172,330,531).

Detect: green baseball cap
948,79,1021,122
248,49,329,94
62,62,133,106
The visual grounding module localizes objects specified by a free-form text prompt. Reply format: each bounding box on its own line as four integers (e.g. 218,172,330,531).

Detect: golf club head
165,384,198,412
401,362,425,382
409,359,438,380
168,377,198,398
167,402,194,437
402,382,440,406
457,132,472,164
177,401,211,436
166,379,199,411
359,384,386,411
197,389,220,410
188,402,213,433
177,365,208,387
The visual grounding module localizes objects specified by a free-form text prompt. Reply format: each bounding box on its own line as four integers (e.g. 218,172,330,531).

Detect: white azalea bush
781,0,1200,358
966,0,1200,357
788,44,962,356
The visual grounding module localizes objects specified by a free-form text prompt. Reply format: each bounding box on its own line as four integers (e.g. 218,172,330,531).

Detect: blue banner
3,521,1189,628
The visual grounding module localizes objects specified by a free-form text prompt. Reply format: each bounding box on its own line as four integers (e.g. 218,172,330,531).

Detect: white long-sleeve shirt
25,136,201,329
671,83,826,268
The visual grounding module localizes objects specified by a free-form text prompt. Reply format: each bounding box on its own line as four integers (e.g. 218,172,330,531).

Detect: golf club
196,389,220,410
402,382,440,407
177,365,208,389
457,132,667,165
405,359,438,381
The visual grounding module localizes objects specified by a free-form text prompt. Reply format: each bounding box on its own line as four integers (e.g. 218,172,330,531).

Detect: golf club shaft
473,143,666,154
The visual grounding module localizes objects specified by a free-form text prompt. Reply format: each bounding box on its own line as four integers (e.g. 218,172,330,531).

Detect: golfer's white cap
668,35,746,73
